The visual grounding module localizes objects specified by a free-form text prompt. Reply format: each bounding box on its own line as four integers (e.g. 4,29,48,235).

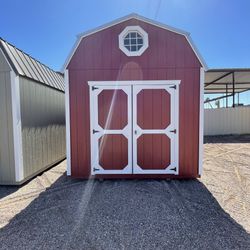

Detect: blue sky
1,0,250,105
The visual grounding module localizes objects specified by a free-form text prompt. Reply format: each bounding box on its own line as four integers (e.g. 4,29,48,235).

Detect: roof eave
61,13,207,72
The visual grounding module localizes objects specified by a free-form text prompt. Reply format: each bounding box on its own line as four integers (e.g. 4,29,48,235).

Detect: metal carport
205,68,250,107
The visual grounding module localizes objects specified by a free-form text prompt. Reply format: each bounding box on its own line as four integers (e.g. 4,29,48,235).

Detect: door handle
134,130,137,135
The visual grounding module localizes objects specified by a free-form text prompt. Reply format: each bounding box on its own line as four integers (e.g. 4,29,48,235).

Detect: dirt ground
0,135,249,249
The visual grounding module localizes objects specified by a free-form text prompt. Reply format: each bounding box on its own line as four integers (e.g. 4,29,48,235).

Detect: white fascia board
10,71,24,182
185,35,208,70
64,69,71,176
199,67,205,175
61,13,207,72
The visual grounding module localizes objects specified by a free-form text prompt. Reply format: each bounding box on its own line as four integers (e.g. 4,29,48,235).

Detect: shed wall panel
19,77,66,180
0,49,11,72
0,71,15,184
204,107,250,135
68,19,201,178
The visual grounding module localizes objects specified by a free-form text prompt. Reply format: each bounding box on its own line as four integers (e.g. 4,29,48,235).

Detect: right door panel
133,84,179,174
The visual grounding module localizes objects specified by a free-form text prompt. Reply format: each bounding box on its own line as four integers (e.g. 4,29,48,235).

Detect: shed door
90,85,132,174
133,85,178,174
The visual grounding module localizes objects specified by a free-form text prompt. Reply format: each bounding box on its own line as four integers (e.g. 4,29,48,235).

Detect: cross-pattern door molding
88,80,180,175
133,84,179,174
89,85,132,175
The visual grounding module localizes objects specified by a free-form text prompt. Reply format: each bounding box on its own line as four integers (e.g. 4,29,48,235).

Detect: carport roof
205,68,250,94
0,38,64,92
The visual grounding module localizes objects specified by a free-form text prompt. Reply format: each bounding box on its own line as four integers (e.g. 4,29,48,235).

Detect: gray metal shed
0,38,65,185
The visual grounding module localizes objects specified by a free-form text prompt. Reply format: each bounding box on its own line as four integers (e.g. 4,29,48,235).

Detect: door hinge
170,129,176,133
170,85,176,89
92,86,98,91
170,167,177,172
93,168,100,172
93,129,99,134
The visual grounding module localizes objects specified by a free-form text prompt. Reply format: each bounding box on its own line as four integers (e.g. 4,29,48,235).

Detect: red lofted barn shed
63,14,207,179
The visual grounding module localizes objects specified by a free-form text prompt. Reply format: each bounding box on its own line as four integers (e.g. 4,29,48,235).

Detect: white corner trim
199,67,205,175
61,13,207,72
118,26,149,57
10,71,24,182
65,69,71,176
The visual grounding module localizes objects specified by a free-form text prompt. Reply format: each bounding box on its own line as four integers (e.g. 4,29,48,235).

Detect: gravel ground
0,135,249,249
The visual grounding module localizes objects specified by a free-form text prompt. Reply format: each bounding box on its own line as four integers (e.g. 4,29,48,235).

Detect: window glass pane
137,38,143,45
131,38,136,45
130,32,137,38
137,33,142,39
137,45,143,50
123,31,145,52
124,45,130,51
124,39,130,45
125,34,130,39
131,45,137,51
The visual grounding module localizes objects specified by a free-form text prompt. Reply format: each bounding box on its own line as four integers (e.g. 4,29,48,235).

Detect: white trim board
62,13,207,72
132,84,179,175
199,67,205,175
90,85,132,175
10,71,24,182
64,69,71,176
88,80,181,86
88,80,179,175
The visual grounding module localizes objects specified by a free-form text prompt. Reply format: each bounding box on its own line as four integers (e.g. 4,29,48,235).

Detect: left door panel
90,85,132,175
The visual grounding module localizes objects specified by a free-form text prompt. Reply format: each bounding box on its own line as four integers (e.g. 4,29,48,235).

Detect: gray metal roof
0,38,64,92
205,68,250,94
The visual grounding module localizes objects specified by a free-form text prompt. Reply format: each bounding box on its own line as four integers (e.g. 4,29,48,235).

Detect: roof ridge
0,37,64,92
62,13,207,71
0,37,60,74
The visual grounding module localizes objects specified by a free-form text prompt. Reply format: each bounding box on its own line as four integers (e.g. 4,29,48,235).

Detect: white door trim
89,85,132,175
132,84,179,174
88,80,180,175
88,80,181,87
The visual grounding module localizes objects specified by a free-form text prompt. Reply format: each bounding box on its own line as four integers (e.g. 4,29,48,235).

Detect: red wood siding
98,89,128,130
137,134,171,170
137,89,170,129
68,18,201,178
99,134,128,170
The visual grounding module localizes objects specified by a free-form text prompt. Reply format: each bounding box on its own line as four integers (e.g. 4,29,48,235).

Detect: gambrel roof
0,38,64,92
62,13,207,71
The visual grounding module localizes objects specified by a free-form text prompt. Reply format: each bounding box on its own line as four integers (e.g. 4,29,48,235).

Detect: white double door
89,82,179,175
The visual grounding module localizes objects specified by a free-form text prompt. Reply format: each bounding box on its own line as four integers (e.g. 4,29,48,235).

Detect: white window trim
119,26,149,57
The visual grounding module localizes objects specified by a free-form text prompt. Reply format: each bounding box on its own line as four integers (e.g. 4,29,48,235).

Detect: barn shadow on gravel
0,176,249,249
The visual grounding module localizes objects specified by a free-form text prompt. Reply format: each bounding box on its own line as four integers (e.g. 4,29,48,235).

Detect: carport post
232,72,235,107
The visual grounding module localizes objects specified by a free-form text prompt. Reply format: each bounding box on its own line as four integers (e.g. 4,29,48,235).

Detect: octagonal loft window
119,26,149,56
